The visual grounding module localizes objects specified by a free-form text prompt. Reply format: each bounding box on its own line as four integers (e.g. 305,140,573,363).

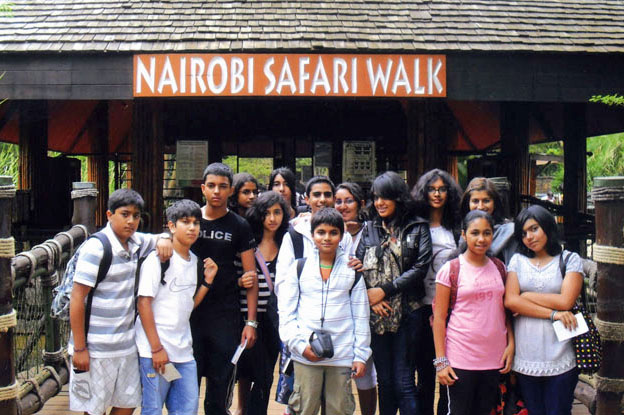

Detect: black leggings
437,368,500,415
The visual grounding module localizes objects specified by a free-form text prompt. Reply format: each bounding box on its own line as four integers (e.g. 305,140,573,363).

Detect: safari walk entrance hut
1,0,624,248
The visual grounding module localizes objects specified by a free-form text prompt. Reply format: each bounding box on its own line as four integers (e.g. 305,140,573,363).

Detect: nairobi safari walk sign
133,53,446,98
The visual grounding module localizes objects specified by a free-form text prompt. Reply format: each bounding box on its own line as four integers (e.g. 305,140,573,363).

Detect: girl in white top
411,168,462,415
504,205,583,415
335,182,377,415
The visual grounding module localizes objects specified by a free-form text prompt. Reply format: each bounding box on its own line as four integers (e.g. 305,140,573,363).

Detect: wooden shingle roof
1,0,624,53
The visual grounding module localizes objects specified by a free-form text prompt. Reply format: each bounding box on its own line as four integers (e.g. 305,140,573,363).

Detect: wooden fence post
592,176,624,415
0,176,18,415
71,182,98,234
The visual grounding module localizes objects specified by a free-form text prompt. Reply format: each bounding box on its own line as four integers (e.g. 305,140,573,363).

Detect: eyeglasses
335,198,356,206
427,186,448,194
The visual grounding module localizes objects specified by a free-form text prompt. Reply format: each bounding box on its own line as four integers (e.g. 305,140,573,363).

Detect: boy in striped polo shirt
68,189,172,415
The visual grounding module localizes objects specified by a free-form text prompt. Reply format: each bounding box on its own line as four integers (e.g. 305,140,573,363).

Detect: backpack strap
84,232,112,337
296,257,307,279
447,257,460,313
559,250,584,305
255,250,275,293
350,272,362,295
288,225,304,260
490,256,507,284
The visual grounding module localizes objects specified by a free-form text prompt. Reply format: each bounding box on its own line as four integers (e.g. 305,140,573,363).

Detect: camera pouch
309,330,334,358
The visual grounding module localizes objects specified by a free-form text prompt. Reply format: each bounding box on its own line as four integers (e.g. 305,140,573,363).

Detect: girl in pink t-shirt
432,210,515,415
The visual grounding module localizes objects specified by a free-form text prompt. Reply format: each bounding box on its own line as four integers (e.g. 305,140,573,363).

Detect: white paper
231,339,248,364
162,363,182,382
553,312,589,342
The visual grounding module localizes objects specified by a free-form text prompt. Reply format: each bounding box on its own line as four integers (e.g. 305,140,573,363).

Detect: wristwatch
201,280,212,289
159,232,171,240
245,320,259,329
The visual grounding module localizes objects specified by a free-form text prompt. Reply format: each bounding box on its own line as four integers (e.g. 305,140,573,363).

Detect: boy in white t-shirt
135,199,218,415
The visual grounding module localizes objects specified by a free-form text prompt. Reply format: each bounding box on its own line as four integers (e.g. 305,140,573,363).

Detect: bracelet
550,310,558,322
74,346,87,353
433,356,450,372
151,345,164,354
201,280,212,289
245,320,258,329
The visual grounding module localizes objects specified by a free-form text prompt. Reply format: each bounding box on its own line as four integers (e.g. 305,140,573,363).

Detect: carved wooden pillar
592,176,624,415
500,102,530,217
87,101,109,228
18,100,47,225
132,100,164,233
0,176,17,415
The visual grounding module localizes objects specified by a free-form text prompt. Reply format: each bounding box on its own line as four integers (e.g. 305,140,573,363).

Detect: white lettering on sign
133,54,446,97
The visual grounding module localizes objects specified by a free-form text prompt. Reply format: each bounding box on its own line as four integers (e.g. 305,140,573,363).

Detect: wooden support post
406,101,422,188
18,101,48,225
87,102,109,228
274,137,297,175
500,102,530,217
592,176,624,415
0,176,17,415
132,101,164,233
71,182,98,234
563,103,587,254
406,100,449,188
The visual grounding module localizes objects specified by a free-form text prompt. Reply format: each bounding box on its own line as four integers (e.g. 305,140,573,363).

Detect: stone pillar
592,176,624,415
0,176,17,415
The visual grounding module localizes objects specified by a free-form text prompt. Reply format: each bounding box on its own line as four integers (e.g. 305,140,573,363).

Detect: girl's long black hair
514,205,562,257
369,171,418,228
228,172,259,214
245,190,290,244
269,167,297,210
412,168,462,230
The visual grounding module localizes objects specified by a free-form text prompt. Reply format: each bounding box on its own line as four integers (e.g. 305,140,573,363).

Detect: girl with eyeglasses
335,182,377,415
410,169,463,415
229,173,259,217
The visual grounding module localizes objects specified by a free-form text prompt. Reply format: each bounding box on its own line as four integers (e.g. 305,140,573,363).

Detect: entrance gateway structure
0,2,624,414
1,3,624,238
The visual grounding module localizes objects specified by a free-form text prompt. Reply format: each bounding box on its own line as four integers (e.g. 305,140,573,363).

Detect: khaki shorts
70,353,141,415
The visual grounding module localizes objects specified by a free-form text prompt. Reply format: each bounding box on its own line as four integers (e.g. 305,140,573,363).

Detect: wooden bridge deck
38,364,590,415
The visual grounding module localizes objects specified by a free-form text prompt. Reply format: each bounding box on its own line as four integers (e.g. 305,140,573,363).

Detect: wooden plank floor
39,365,591,415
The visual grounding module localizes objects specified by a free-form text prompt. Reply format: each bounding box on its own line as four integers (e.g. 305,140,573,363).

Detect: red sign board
133,53,446,98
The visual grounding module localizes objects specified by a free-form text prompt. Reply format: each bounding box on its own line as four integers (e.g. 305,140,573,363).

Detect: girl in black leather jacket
355,171,432,415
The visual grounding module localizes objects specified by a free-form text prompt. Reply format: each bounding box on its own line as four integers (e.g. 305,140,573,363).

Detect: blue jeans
516,368,578,415
139,357,199,415
371,308,420,415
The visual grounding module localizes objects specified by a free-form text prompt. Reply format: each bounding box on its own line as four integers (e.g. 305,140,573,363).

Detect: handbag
492,373,528,415
560,251,602,374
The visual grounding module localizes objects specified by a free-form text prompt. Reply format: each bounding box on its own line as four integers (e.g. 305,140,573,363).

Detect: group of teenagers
67,161,585,415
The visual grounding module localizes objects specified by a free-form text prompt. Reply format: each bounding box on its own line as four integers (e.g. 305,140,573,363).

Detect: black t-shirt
191,211,256,320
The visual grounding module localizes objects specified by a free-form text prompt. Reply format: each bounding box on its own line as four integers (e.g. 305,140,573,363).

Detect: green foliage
586,133,624,186
0,2,13,17
590,94,624,107
532,135,624,192
0,142,18,183
222,156,273,187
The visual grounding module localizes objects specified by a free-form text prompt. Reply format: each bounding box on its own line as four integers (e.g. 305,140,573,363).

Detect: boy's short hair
166,199,201,223
305,175,335,197
202,162,233,185
310,207,344,237
108,189,144,213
